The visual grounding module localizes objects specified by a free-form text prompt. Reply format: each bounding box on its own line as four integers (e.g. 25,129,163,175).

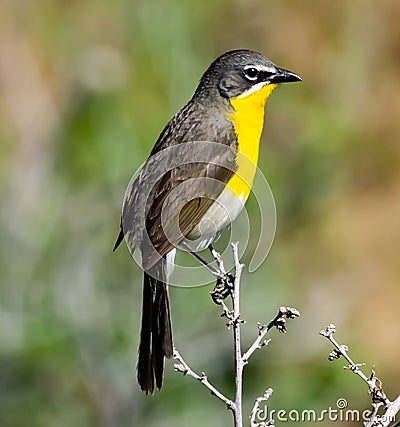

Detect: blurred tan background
1,0,399,426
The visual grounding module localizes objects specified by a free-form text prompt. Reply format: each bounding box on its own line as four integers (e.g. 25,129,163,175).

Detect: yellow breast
226,83,277,199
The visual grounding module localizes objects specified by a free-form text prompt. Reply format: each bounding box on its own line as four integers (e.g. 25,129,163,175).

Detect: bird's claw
210,274,234,304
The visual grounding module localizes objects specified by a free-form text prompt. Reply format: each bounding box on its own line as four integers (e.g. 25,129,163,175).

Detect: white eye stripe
243,64,277,82
244,64,276,74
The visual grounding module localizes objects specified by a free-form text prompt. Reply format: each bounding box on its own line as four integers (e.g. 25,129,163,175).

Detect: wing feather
117,99,238,269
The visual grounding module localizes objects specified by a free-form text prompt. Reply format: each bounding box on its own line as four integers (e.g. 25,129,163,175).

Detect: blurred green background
1,0,400,426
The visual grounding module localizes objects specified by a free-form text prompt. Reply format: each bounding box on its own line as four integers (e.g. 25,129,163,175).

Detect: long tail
137,257,173,394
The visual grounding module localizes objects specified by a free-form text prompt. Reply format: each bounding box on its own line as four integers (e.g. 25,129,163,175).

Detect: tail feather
152,283,164,390
137,274,155,393
137,258,173,394
161,285,173,358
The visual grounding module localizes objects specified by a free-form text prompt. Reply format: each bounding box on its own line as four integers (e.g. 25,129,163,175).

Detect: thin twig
320,324,371,386
220,299,234,327
320,324,400,427
365,402,384,427
320,324,390,407
364,395,400,427
385,396,400,427
231,242,245,427
173,349,235,411
249,388,274,427
242,306,300,365
211,246,227,275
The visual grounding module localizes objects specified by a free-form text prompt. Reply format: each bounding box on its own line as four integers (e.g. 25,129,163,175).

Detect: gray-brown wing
142,155,235,269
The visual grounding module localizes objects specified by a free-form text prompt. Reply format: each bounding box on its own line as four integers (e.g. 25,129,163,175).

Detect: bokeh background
1,0,399,426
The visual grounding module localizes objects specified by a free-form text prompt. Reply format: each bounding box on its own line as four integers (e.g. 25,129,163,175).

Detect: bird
113,49,301,394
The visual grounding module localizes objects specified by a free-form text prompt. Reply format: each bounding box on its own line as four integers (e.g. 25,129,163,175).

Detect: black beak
270,67,302,84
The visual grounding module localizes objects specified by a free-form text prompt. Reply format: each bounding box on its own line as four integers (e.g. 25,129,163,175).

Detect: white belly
182,187,246,251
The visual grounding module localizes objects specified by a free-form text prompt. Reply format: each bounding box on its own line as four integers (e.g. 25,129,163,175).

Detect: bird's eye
244,67,259,81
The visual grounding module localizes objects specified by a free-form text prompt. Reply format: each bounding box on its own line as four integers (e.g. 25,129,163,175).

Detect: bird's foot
210,274,234,305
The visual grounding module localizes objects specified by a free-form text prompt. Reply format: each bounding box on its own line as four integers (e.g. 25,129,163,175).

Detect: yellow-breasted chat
114,49,301,394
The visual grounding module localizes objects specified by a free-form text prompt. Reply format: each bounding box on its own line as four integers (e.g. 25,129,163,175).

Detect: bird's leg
179,242,234,303
208,245,234,304
179,241,223,278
